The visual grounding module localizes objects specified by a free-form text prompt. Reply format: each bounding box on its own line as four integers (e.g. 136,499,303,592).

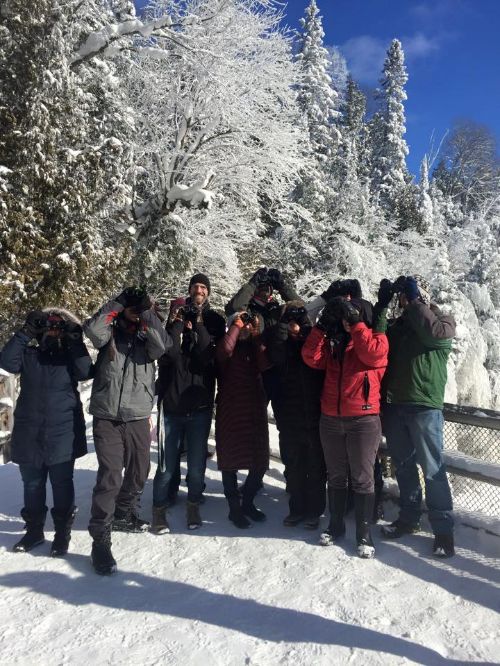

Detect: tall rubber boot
319,488,347,546
355,493,375,559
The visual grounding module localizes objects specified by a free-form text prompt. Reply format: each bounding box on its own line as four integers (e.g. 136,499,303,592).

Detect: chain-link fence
442,404,500,518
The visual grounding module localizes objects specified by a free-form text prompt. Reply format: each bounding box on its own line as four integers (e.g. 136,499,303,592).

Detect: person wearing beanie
376,275,456,558
152,273,225,534
84,287,170,575
0,308,92,557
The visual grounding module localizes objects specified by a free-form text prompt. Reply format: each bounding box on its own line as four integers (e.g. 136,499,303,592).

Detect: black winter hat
188,273,211,294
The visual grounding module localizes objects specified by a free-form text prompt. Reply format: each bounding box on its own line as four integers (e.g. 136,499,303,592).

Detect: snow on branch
167,172,216,210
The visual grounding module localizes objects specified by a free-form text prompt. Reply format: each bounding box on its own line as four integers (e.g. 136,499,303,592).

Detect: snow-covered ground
1,432,500,665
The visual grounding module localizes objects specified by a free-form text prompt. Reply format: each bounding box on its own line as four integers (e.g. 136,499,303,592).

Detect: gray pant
89,418,151,538
319,414,381,494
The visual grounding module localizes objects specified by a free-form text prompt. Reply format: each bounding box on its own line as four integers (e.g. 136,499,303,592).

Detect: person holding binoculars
0,308,93,556
215,310,270,528
84,285,169,575
302,295,389,559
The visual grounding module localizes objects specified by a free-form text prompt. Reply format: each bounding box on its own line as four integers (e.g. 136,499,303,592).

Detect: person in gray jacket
84,286,169,575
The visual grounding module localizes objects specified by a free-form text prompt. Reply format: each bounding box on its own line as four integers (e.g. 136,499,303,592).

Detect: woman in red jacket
302,297,388,558
215,312,270,528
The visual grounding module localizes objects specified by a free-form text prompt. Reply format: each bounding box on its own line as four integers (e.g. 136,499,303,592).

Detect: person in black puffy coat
0,308,92,556
268,301,326,529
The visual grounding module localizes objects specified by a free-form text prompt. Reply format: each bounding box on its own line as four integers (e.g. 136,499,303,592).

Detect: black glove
317,298,344,332
267,268,285,291
249,267,269,287
116,286,151,311
22,310,48,338
377,279,394,308
341,300,361,325
321,280,343,302
64,321,84,344
392,275,406,294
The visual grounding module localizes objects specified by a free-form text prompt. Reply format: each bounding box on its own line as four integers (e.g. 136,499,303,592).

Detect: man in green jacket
378,275,455,558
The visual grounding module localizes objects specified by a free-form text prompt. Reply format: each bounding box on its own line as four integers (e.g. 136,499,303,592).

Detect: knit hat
188,273,211,294
412,274,432,305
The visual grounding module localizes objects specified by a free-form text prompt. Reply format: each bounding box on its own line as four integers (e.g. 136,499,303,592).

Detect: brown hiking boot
186,501,202,530
151,506,170,535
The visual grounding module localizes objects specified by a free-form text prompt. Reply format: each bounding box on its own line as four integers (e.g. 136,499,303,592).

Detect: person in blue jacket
0,308,92,556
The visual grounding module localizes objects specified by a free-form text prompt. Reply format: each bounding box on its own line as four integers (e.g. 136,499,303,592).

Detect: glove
267,268,284,291
321,279,343,302
317,298,344,332
22,310,48,338
249,268,269,287
341,300,361,325
403,277,420,302
392,275,407,294
64,321,83,344
116,286,151,311
377,279,394,309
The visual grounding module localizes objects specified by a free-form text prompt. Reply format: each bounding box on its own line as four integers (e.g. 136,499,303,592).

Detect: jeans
383,403,453,535
19,460,75,515
153,409,212,506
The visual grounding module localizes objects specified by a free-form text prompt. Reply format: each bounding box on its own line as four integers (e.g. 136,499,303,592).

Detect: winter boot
112,507,150,533
50,506,77,557
227,496,250,529
151,505,170,535
319,488,346,547
381,518,421,539
186,501,202,530
355,493,375,559
303,516,320,530
283,513,305,527
241,473,266,522
91,529,117,575
433,533,455,558
13,508,47,553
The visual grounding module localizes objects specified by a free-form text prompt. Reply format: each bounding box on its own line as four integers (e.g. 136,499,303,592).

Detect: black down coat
0,314,92,468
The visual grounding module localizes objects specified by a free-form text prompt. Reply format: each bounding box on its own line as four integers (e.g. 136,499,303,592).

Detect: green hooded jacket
379,302,455,409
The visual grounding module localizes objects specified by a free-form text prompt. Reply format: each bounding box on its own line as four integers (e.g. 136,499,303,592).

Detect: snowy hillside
0,443,499,665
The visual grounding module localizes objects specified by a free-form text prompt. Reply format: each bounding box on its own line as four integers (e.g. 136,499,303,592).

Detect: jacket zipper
117,337,136,416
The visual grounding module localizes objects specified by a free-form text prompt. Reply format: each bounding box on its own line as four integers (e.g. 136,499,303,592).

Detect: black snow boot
50,506,78,557
13,507,47,553
433,533,455,558
319,488,346,546
227,497,250,529
241,474,266,522
112,507,150,533
355,493,375,559
91,529,117,575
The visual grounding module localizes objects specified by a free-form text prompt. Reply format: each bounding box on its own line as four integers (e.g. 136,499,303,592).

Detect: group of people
0,267,456,575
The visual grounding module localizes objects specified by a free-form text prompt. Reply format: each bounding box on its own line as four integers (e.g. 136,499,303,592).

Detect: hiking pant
320,414,381,494
89,417,151,538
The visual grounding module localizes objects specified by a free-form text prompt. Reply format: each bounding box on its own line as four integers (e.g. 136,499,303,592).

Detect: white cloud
340,32,441,86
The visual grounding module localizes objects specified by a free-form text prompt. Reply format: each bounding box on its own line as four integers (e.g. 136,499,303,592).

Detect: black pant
281,428,326,518
222,469,265,504
89,418,151,538
19,460,75,515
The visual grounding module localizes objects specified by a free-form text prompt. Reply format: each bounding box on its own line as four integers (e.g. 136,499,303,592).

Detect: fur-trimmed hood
41,307,81,325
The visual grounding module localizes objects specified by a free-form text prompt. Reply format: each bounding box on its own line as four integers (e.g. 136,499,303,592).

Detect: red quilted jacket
301,324,388,417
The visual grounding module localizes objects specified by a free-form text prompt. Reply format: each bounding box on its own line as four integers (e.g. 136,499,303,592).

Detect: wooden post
0,370,15,463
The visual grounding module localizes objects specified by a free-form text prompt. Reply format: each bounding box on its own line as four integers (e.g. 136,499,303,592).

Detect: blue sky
134,0,500,176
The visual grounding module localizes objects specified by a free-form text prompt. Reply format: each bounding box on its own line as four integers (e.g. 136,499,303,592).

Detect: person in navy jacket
0,308,92,556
